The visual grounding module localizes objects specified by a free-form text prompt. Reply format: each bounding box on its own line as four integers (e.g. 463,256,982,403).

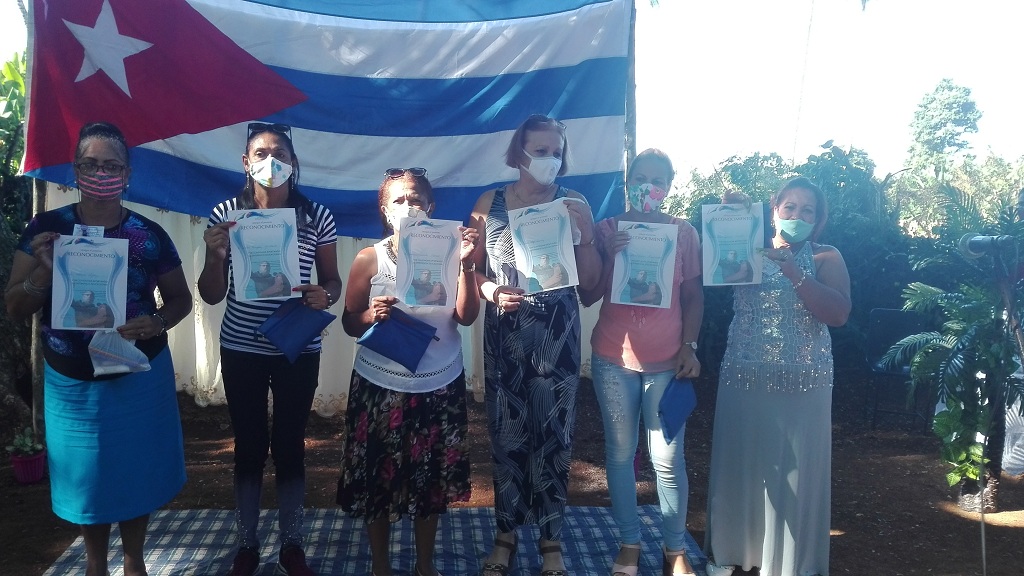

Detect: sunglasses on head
247,122,292,139
385,167,427,179
526,114,566,129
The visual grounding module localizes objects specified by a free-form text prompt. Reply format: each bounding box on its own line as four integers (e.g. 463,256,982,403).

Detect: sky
634,0,1024,179
2,0,1022,181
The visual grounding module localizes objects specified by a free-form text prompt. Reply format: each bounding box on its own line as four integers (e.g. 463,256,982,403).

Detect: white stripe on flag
190,0,630,78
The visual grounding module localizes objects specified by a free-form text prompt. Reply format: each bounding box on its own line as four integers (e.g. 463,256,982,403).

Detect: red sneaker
276,544,315,576
228,547,260,576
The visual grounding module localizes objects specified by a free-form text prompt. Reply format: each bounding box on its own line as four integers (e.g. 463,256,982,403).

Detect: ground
2,375,1023,576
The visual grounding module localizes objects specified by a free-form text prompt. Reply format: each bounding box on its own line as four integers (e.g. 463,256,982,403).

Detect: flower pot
10,449,46,484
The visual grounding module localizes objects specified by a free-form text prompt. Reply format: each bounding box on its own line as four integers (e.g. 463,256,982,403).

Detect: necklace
510,181,554,207
385,237,398,263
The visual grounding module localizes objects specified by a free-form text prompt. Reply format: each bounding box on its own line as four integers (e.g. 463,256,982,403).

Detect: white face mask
386,204,428,231
249,156,293,188
522,151,562,186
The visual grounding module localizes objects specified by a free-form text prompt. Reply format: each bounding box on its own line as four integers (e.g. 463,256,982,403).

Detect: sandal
539,542,568,576
479,535,517,576
662,546,696,576
610,543,641,576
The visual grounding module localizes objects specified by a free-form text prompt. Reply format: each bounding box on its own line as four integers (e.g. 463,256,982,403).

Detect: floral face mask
627,183,667,213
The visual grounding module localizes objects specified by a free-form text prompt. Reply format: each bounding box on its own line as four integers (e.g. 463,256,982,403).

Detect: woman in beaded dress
469,114,601,576
703,177,850,576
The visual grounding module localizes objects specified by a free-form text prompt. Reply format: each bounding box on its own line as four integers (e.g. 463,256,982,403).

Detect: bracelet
151,311,169,335
324,288,336,306
462,262,476,273
792,270,807,290
22,276,49,296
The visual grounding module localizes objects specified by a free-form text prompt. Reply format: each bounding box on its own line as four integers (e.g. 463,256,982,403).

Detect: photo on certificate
610,221,678,309
51,236,129,330
508,200,579,294
396,217,461,307
227,208,301,301
701,202,765,286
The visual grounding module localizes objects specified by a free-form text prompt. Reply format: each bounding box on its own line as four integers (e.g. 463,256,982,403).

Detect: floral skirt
337,370,472,522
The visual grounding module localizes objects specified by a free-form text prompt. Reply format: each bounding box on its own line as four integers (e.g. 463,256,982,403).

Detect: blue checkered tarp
44,505,707,575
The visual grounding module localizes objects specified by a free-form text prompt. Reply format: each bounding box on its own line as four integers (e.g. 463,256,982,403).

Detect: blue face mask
776,217,814,243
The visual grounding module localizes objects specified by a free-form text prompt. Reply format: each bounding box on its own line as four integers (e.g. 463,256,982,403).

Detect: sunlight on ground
935,501,1024,528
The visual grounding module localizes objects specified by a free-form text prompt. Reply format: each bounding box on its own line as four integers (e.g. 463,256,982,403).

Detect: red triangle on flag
25,0,307,172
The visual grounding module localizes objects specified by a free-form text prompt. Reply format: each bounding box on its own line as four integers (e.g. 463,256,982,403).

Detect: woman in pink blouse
580,149,703,576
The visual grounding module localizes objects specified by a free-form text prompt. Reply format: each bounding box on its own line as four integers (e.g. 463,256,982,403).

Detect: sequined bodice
720,243,833,392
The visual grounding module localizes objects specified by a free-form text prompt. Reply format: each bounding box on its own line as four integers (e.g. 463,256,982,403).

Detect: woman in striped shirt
198,122,342,576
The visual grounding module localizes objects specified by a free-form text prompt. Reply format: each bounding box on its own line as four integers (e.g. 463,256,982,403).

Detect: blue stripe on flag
266,59,629,137
33,152,625,239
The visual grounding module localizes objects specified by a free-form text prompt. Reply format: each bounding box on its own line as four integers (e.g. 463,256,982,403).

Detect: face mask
77,172,125,200
522,151,561,186
627,183,667,213
249,156,293,188
776,217,815,243
386,204,428,231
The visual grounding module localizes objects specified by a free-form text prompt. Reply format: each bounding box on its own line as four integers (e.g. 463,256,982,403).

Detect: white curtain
45,184,598,416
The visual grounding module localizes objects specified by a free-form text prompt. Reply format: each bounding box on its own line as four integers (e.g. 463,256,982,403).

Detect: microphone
959,234,1015,259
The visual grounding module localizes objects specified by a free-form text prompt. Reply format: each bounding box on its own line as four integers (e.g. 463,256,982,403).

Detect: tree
908,79,982,179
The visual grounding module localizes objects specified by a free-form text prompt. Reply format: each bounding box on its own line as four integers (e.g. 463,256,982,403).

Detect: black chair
866,308,931,431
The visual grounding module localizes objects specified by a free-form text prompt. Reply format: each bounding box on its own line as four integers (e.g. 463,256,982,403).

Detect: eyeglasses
74,162,126,176
247,122,292,139
384,167,427,179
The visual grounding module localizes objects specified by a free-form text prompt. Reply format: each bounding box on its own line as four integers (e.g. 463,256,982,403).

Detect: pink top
590,216,702,372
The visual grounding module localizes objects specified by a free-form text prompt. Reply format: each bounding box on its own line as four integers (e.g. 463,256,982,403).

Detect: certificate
396,217,461,307
227,208,301,301
51,236,129,330
508,199,579,294
610,221,678,309
702,203,765,286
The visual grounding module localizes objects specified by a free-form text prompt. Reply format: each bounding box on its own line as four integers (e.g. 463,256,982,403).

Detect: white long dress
704,242,832,576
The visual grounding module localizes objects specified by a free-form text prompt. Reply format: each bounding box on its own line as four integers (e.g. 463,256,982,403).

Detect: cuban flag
24,0,630,238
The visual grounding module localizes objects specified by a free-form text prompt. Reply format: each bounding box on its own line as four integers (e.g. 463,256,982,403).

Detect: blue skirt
44,347,186,524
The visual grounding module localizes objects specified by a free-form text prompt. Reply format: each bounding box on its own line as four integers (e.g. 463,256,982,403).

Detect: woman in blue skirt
4,122,192,576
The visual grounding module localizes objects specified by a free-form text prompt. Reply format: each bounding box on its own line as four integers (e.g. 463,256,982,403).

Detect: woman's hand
675,346,701,379
294,284,331,310
458,226,479,262
604,230,629,257
493,285,525,313
564,198,596,245
722,190,751,206
203,221,235,262
29,232,59,272
116,314,162,341
762,247,802,282
369,295,398,322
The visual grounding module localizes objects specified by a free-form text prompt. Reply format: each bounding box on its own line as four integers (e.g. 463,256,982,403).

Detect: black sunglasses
385,167,427,179
247,122,292,139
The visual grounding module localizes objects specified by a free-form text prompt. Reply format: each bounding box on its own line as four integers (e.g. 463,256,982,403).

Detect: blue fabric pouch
355,307,439,373
257,298,336,363
658,377,697,444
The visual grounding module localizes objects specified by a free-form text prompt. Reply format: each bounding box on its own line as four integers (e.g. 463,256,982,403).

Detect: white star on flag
64,0,153,97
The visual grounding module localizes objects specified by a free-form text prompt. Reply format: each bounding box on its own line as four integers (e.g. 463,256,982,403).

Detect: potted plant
883,184,1024,512
6,426,46,484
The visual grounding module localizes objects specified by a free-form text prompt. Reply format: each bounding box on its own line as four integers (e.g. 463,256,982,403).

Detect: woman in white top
337,168,480,576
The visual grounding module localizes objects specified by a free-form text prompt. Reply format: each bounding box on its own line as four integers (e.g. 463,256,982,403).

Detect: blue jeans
591,355,688,550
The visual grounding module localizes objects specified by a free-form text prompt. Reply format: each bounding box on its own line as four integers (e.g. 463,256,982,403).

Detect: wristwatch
684,341,698,351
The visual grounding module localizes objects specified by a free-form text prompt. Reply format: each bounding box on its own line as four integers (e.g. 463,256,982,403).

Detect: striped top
208,198,337,356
